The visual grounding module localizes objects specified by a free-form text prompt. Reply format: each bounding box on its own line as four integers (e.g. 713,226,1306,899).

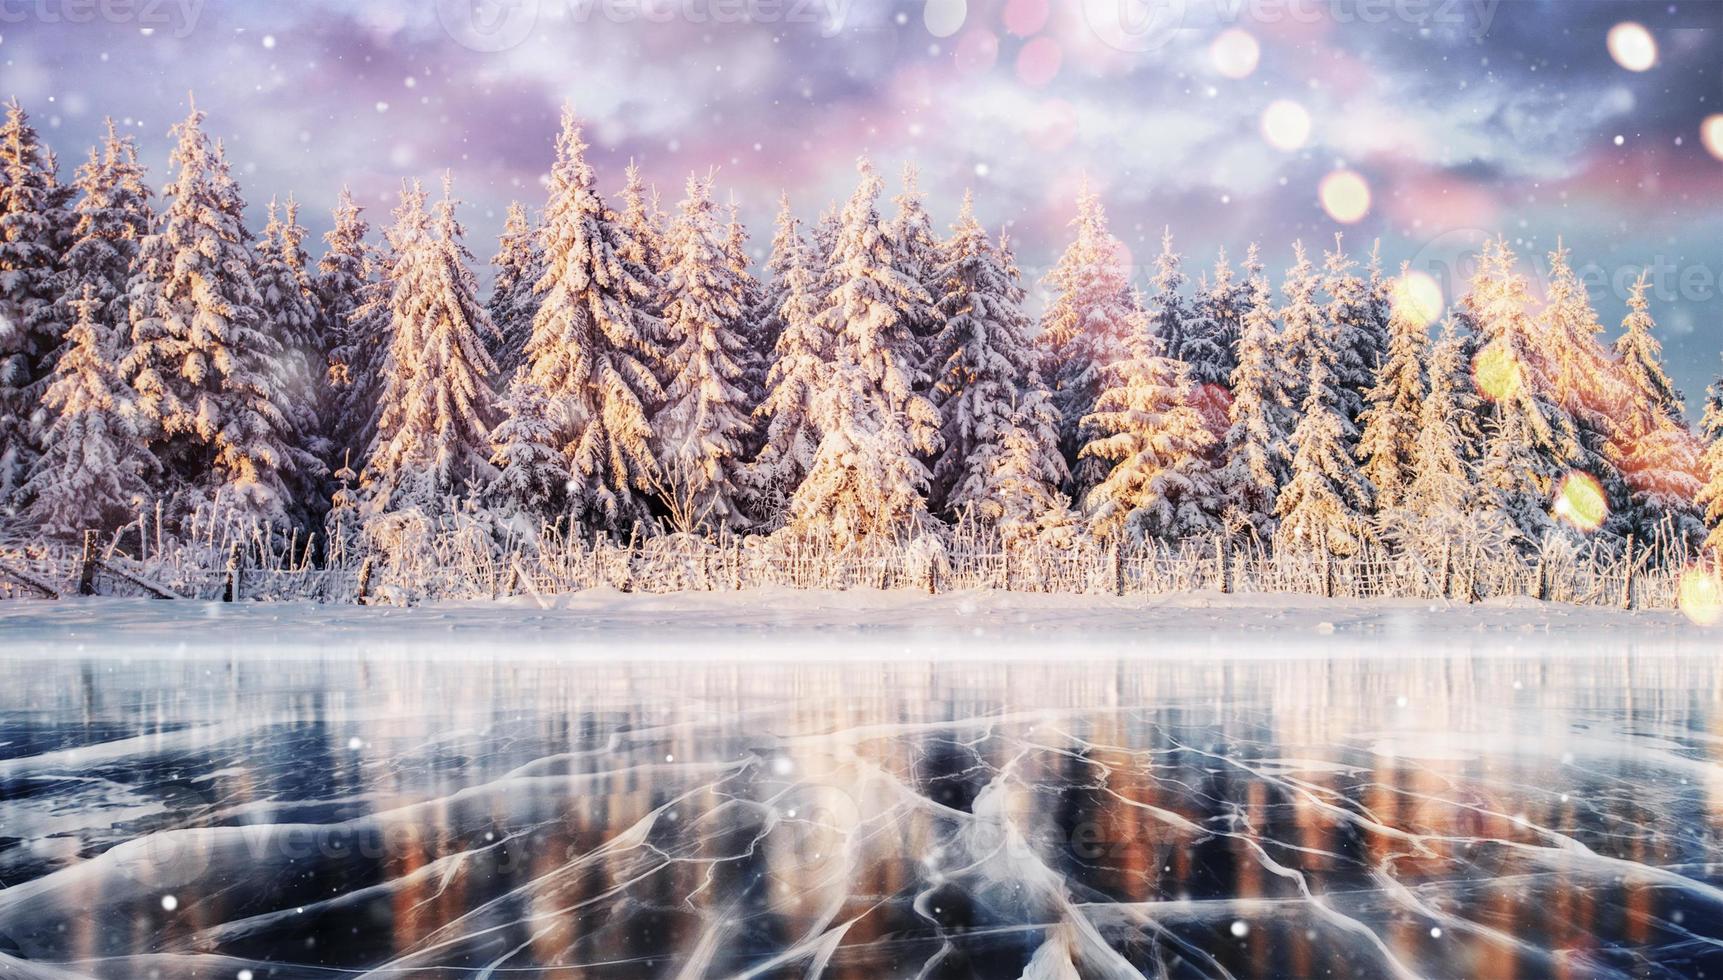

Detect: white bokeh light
1210,29,1260,80
1606,22,1657,72
1261,100,1311,152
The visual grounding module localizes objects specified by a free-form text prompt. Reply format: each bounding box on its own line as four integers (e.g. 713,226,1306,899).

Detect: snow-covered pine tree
722,197,772,408
318,187,390,478
749,208,829,527
20,286,152,535
1185,246,1243,394
1460,237,1588,545
1080,298,1221,540
1276,241,1323,409
487,376,564,519
56,119,152,345
520,106,666,532
1145,227,1190,360
788,158,941,541
1400,317,1481,528
1356,261,1429,511
1361,241,1392,379
653,173,755,531
1216,244,1294,536
928,193,1066,522
1538,242,1633,535
0,98,69,508
124,104,317,526
1319,235,1375,425
1608,273,1705,543
486,201,542,378
1699,361,1723,557
254,198,327,438
751,192,804,408
364,176,499,511
885,162,944,376
1038,180,1138,494
1275,355,1375,554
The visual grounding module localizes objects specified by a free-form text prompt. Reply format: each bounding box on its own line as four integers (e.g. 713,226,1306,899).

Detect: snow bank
0,588,1710,661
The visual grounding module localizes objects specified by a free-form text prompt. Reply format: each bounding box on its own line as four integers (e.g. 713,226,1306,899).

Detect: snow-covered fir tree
788,159,941,540
1038,180,1137,493
654,173,755,531
487,376,564,519
20,286,152,535
1461,238,1587,545
486,201,542,378
519,106,665,532
254,198,329,474
749,208,829,527
722,198,771,407
56,119,152,343
364,177,499,511
1276,241,1323,408
1398,317,1482,532
1356,261,1428,511
884,162,944,375
1145,228,1190,360
1080,299,1221,540
1699,361,1723,557
317,187,387,474
927,193,1065,522
124,104,317,525
1186,247,1244,392
0,98,69,508
1276,354,1374,554
1319,236,1376,425
1608,273,1705,542
1215,244,1293,536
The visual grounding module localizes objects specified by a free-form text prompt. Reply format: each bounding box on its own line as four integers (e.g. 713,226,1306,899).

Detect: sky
3,0,1721,411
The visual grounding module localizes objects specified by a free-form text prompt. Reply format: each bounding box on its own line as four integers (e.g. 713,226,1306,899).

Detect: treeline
2,98,1721,565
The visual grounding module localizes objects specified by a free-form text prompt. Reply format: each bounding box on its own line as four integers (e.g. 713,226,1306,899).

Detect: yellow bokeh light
1552,471,1607,534
1606,22,1657,72
1678,568,1723,627
1211,29,1260,80
1390,271,1444,326
1319,170,1371,224
1702,115,1723,163
1261,100,1311,152
1472,343,1522,403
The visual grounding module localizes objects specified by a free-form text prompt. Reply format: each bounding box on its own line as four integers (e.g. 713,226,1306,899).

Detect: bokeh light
1319,170,1371,224
1261,100,1311,152
1002,0,1049,37
954,30,1000,74
1552,471,1607,533
1678,567,1723,627
924,0,967,38
1606,22,1657,72
1702,115,1723,162
1390,270,1444,326
1472,343,1523,403
1210,29,1260,80
1016,37,1063,87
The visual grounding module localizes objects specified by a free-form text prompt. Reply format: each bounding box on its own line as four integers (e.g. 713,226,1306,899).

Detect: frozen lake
1,596,1721,978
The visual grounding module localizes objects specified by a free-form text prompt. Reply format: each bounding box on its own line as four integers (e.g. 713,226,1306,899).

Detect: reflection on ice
2,648,1722,977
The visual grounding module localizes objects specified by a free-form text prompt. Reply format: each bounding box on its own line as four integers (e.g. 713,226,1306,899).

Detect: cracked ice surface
0,595,1721,978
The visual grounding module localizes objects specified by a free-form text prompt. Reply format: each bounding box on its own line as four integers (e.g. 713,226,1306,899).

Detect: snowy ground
0,587,1713,660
